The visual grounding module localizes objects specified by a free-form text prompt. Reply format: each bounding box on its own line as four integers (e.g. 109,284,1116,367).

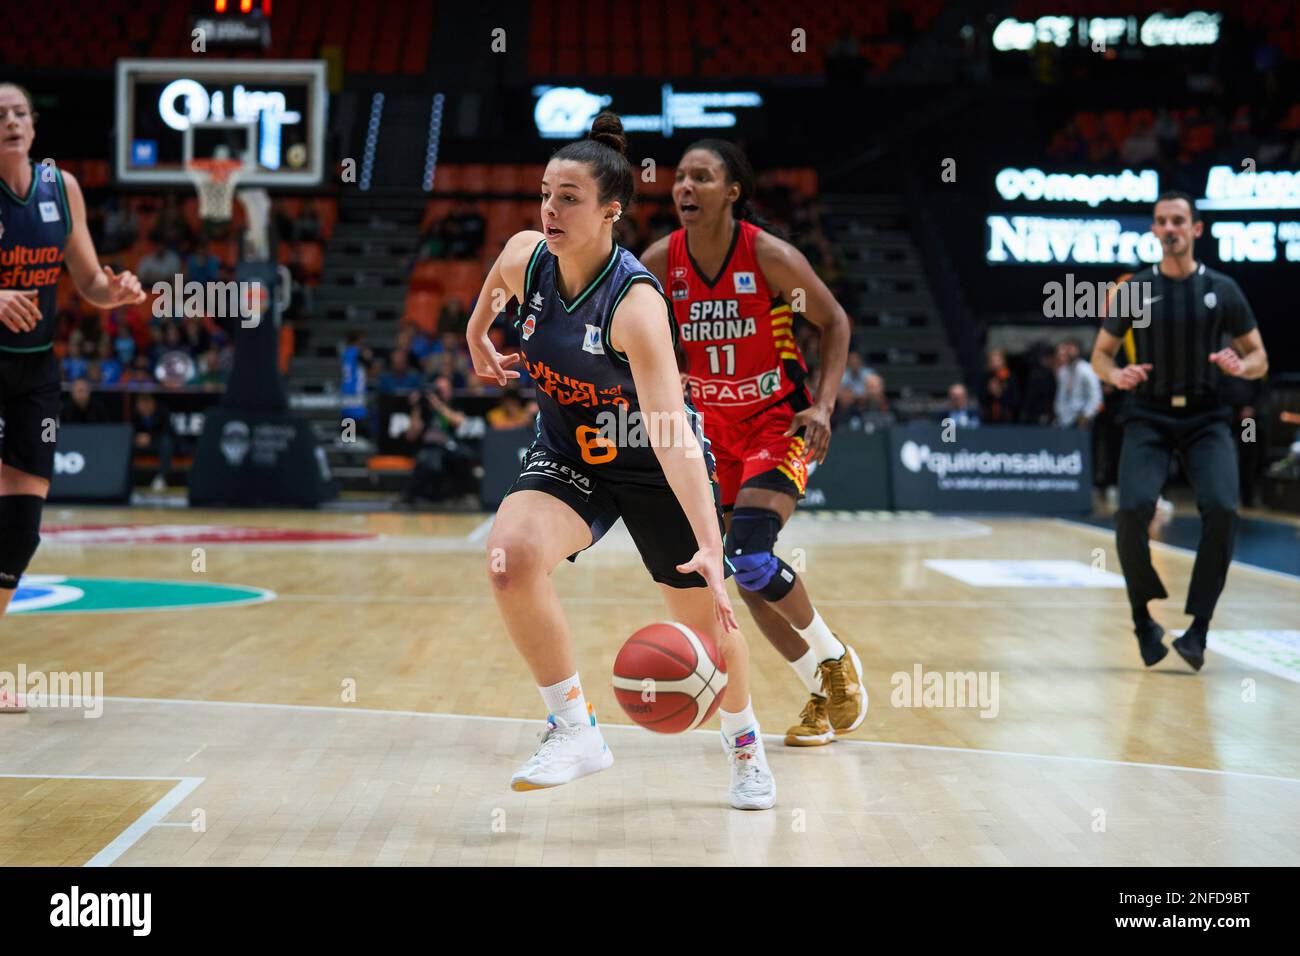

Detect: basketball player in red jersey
0,83,145,711
641,140,866,746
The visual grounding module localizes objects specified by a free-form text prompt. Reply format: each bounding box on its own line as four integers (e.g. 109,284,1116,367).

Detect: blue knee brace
725,507,796,601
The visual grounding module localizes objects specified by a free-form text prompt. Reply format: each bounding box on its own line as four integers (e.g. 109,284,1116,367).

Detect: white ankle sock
719,699,757,745
789,649,825,697
795,610,845,663
539,673,589,727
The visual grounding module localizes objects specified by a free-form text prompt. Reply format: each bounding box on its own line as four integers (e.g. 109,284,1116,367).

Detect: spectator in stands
487,388,537,430
1019,342,1058,426
136,243,182,288
862,373,887,409
402,375,475,505
943,383,980,429
95,337,124,386
113,323,136,366
162,322,185,356
132,392,174,492
185,240,221,286
340,331,371,428
415,220,447,261
423,349,467,390
61,378,109,424
377,347,423,397
125,353,154,385
394,324,415,358
62,330,89,382
840,350,874,398
144,324,167,369
859,373,896,430
408,325,438,364
181,316,210,357
980,347,1021,424
1054,337,1102,429
196,346,229,390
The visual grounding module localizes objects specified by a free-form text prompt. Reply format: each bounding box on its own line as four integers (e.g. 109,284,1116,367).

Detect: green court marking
13,577,274,615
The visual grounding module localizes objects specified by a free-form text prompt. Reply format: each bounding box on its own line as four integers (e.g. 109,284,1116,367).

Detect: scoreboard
191,0,273,49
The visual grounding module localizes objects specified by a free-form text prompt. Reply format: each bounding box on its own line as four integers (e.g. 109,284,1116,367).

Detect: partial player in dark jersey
466,113,775,809
1091,191,1269,672
641,141,867,748
0,83,145,710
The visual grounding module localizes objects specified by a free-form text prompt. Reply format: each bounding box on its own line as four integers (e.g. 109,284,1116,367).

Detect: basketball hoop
186,158,245,222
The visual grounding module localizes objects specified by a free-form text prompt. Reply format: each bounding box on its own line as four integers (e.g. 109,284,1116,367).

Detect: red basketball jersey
666,221,810,425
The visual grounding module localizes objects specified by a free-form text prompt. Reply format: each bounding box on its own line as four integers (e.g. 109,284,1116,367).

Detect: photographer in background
401,375,477,506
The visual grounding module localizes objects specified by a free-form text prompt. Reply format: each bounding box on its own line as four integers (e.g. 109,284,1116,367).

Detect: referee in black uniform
1091,191,1269,672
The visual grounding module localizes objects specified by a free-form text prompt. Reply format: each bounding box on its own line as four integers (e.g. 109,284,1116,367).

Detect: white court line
1055,517,1300,585
466,516,495,543
0,773,205,868
270,592,1300,609
84,776,204,867
96,696,1300,786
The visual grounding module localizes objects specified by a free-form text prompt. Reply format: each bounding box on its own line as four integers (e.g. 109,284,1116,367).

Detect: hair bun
588,111,628,157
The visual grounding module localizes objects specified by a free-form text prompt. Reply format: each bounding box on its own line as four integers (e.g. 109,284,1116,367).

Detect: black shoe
1134,619,1168,667
1172,622,1208,672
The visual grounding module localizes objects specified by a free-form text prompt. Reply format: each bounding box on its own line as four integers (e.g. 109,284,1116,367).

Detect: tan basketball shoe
783,694,834,746
817,642,868,735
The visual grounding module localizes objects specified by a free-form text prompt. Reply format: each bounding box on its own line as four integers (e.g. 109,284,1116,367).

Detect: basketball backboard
115,59,327,186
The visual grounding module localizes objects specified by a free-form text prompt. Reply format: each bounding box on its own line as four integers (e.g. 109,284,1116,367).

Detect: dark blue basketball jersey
514,239,714,486
0,161,70,352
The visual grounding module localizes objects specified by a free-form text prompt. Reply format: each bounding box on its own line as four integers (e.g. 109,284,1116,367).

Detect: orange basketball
612,621,728,733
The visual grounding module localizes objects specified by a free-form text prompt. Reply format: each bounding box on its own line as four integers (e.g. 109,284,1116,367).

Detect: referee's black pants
1114,406,1238,620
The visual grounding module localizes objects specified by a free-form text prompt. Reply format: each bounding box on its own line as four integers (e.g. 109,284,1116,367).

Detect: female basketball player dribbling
641,141,867,747
467,113,775,810
0,83,145,711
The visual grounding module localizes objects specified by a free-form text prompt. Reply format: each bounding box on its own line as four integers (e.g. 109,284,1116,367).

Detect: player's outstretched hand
785,401,832,464
0,290,41,333
677,546,738,633
1111,363,1153,390
103,266,146,306
468,333,521,386
1209,348,1244,377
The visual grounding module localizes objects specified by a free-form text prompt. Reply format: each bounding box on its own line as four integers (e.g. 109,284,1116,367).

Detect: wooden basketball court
2,505,1298,866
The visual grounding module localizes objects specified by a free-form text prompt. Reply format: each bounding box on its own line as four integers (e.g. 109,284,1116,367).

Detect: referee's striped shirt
1102,262,1257,409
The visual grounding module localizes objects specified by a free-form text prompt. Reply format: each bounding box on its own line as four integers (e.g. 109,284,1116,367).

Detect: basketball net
186,158,244,222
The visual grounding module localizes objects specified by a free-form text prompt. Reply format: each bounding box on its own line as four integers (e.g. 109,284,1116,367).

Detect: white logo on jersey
39,201,60,223
530,292,543,309
687,300,740,321
733,271,755,294
686,366,783,407
1204,291,1217,309
582,324,605,355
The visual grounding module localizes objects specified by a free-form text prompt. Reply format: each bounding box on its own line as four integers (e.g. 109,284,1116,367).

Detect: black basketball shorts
0,348,62,482
506,440,731,589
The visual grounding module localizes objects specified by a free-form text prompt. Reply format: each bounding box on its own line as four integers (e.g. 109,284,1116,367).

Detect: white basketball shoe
510,708,614,792
723,726,776,810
